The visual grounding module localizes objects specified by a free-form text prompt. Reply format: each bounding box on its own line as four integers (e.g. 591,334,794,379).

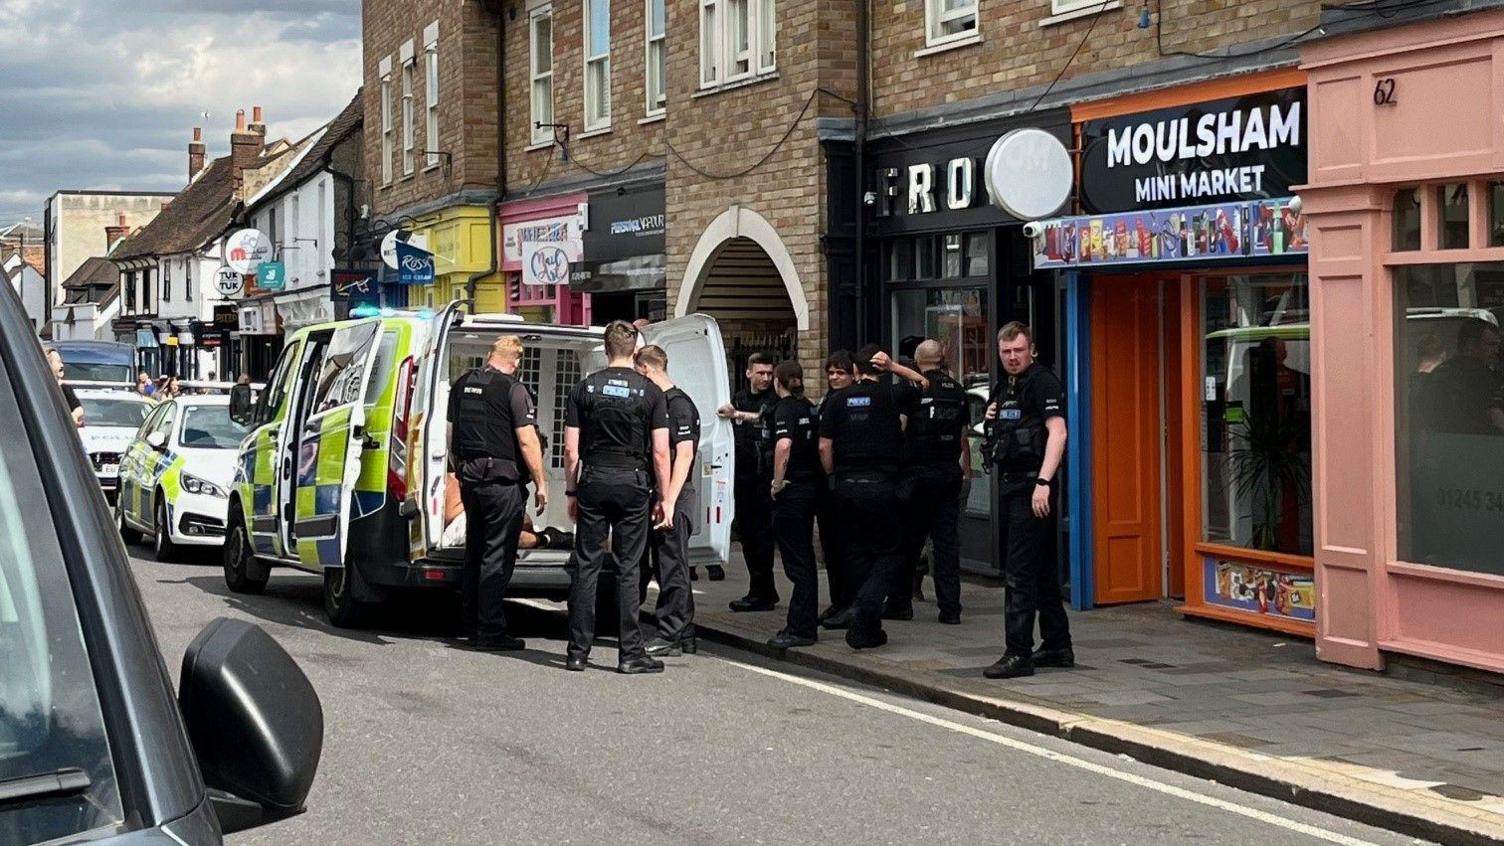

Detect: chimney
188,126,206,182
229,108,264,180
248,105,266,136
105,213,130,251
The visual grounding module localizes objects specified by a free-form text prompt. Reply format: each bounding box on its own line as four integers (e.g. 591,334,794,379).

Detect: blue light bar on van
349,305,438,320
350,305,382,318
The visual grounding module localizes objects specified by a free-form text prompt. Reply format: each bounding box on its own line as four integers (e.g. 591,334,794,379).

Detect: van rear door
292,320,382,570
408,302,467,559
640,314,735,565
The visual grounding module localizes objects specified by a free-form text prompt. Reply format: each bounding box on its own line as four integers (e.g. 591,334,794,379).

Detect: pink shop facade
1302,11,1504,674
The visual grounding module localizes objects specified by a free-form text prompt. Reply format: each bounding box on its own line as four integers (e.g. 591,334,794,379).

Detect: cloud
0,1,360,225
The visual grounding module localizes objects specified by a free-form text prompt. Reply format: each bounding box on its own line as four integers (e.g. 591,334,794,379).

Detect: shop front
499,192,589,325
1301,11,1504,673
385,205,497,312
235,295,283,381
574,182,667,324
1035,71,1316,633
866,110,1071,577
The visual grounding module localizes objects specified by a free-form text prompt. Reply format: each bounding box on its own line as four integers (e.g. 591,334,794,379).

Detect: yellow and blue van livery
222,304,735,629
117,395,245,561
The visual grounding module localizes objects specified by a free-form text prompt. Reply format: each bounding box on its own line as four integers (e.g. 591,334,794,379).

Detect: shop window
1392,188,1421,252
1439,184,1469,250
1394,263,1504,576
1491,182,1504,247
1200,274,1313,556
964,233,988,277
942,233,963,278
888,239,914,282
915,236,936,280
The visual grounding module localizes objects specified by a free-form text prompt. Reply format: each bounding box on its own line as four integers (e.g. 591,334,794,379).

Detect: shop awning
570,254,665,294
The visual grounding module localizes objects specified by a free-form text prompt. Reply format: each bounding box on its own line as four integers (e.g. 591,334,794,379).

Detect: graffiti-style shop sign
1080,87,1306,214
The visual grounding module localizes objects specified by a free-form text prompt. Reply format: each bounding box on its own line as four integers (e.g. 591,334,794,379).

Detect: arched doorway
678,206,808,386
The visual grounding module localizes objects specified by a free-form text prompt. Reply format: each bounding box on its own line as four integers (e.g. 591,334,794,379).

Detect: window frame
401,52,416,176
645,0,667,116
583,0,612,132
699,0,775,89
530,5,555,144
425,25,441,170
925,0,978,48
161,258,171,303
379,62,394,185
185,255,193,301
1051,0,1105,15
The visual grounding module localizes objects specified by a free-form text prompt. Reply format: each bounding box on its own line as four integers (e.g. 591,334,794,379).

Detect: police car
76,387,153,497
117,394,247,560
223,304,734,627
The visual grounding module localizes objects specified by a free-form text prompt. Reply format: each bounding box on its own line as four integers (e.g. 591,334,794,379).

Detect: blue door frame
1064,271,1094,611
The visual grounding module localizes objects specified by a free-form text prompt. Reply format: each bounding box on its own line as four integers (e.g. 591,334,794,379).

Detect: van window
257,340,303,426
312,323,381,414
363,330,401,408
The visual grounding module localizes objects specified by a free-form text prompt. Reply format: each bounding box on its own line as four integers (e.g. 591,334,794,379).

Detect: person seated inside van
443,472,573,551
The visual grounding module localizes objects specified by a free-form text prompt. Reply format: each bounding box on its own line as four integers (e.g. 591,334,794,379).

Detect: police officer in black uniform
889,340,972,625
819,344,905,649
449,335,549,651
633,343,701,657
564,320,673,674
767,359,823,649
816,350,856,623
718,352,778,610
982,321,1073,679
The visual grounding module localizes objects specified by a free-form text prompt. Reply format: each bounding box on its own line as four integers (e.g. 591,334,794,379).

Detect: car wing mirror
145,431,167,451
179,618,323,835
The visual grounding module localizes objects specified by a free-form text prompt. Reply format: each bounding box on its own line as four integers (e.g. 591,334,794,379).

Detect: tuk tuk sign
214,266,244,297
225,229,273,274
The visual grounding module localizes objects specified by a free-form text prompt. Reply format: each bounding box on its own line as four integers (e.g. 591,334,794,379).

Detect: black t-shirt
566,366,669,469
818,379,904,473
772,395,822,481
664,386,701,497
898,369,968,467
449,367,536,461
732,387,776,478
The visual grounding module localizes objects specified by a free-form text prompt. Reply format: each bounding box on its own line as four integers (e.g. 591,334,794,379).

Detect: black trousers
816,487,848,609
832,472,901,630
999,477,1072,657
735,477,778,601
568,467,651,661
895,464,964,617
772,480,820,638
650,490,697,642
459,480,524,642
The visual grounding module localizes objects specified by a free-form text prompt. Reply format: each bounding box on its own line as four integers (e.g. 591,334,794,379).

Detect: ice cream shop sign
1080,87,1307,214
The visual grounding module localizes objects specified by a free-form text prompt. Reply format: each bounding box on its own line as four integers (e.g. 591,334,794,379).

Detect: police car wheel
153,499,178,562
223,512,268,595
117,498,141,545
323,566,370,629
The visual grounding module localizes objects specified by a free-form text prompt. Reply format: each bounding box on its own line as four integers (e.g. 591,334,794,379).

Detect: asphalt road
128,547,1429,846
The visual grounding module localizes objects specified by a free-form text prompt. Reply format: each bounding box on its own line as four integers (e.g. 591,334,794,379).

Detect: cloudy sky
0,0,361,227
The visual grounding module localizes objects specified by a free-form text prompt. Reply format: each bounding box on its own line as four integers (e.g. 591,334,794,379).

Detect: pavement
129,548,1428,846
676,554,1504,845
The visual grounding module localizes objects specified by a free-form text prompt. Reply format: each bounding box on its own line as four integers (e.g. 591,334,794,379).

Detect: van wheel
153,499,178,562
117,497,141,545
323,566,370,629
223,511,268,595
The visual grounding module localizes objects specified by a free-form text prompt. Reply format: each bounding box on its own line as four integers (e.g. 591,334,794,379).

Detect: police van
224,304,735,627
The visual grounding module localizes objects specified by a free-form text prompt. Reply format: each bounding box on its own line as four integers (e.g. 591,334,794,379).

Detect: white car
75,388,153,498
117,395,247,559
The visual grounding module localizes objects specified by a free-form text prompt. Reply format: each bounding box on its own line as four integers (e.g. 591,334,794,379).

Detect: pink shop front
1302,10,1504,674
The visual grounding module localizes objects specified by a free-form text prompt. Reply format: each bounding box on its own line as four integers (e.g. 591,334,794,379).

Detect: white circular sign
984,128,1073,221
381,230,405,269
225,229,272,275
214,266,244,297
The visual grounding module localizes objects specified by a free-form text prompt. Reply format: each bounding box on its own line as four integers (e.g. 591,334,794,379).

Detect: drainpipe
853,0,870,347
467,3,508,306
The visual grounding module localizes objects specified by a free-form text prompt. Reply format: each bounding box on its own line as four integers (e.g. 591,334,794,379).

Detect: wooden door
1091,277,1164,604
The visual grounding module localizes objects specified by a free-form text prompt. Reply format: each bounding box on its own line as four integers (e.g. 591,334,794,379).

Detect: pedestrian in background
230,372,254,425
816,350,855,625
136,370,156,398
767,359,822,649
449,335,549,653
633,343,701,658
48,349,83,428
718,352,778,610
819,345,905,649
564,320,673,674
983,322,1072,679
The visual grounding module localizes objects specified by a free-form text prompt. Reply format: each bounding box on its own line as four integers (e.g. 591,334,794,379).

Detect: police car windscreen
80,397,150,428
178,405,248,449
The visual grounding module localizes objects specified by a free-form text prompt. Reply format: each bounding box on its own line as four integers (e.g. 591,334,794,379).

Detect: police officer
564,320,674,674
982,321,1073,679
768,359,822,649
717,352,778,610
889,340,971,625
816,350,855,623
818,344,905,649
633,343,701,658
449,336,548,652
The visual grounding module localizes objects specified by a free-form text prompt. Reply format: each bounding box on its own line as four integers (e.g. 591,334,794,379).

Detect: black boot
707,564,726,581
1032,645,1075,668
844,618,888,650
983,654,1034,679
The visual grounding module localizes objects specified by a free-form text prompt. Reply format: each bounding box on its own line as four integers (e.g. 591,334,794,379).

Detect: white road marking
719,656,1384,846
